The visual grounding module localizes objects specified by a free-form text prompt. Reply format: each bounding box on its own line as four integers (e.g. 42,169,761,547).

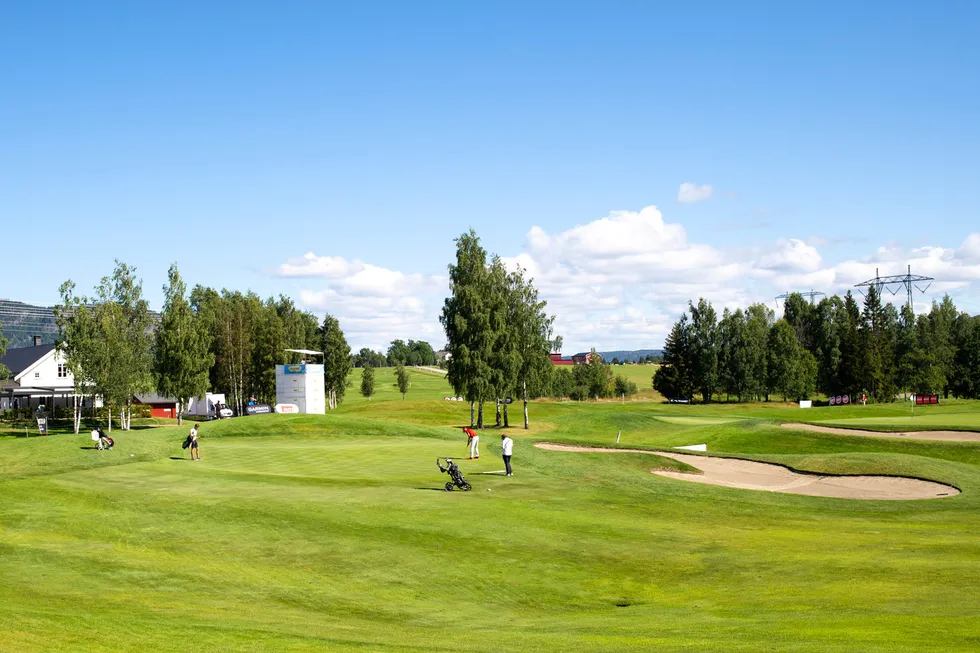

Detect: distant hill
596,349,662,362
0,299,60,349
0,299,160,350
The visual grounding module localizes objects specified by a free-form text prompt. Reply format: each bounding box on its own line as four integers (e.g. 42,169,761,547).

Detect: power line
855,265,934,309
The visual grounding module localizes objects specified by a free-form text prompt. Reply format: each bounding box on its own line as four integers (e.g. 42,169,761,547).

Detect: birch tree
318,314,352,409
154,264,213,425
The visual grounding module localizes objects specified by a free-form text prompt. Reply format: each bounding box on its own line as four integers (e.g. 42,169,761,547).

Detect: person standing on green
189,423,201,461
500,434,514,477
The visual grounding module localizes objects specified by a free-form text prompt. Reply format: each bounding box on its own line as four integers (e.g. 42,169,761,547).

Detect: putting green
654,416,743,425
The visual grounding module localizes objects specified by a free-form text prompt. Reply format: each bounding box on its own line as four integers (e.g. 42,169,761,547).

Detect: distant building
0,336,80,411
133,393,179,419
549,351,592,366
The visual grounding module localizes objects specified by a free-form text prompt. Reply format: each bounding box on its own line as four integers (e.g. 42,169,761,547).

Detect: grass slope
1,400,980,651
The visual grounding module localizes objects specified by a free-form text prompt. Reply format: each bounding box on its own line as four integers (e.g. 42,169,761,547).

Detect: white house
0,337,88,411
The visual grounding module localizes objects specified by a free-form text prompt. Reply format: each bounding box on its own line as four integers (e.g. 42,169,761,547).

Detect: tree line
353,339,438,368
441,230,558,429
653,288,980,403
53,261,357,431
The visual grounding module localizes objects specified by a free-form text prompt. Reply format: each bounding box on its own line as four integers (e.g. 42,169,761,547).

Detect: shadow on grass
414,487,450,492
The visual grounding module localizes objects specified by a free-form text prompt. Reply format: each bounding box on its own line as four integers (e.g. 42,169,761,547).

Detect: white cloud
677,182,714,203
757,239,823,273
274,212,980,353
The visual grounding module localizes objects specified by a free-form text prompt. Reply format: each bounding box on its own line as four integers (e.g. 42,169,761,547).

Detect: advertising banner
915,394,940,405
283,364,307,375
244,404,272,416
828,394,850,406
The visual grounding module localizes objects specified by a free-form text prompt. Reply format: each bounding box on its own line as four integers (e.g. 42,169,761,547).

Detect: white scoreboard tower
275,362,326,414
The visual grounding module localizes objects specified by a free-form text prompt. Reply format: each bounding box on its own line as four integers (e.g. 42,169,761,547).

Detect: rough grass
1,396,980,651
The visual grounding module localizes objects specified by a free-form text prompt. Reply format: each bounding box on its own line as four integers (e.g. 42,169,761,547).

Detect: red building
133,393,178,418
549,352,593,366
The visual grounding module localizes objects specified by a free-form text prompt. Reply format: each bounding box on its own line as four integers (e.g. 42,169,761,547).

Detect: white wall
17,349,75,391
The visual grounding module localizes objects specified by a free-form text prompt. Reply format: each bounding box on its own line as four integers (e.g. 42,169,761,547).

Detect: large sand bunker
782,422,980,442
534,443,958,500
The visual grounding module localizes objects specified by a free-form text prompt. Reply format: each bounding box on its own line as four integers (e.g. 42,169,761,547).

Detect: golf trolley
437,457,472,492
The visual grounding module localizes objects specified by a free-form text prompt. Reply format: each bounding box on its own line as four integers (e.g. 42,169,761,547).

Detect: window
58,364,69,378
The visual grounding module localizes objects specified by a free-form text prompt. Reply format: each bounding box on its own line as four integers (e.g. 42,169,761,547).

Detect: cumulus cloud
677,182,714,203
274,213,980,352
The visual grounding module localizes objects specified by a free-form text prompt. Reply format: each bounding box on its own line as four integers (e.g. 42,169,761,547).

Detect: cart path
782,422,980,442
534,443,959,500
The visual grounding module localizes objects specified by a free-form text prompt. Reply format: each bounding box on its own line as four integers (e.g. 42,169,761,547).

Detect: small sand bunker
534,443,958,500
783,422,980,442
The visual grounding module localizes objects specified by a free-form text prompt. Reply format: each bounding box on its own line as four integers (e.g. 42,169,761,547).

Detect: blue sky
2,1,978,352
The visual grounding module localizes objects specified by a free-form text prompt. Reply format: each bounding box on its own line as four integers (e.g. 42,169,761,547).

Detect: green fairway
2,399,980,651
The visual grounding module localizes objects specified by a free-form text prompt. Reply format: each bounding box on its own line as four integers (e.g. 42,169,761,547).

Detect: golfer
464,427,480,459
189,423,201,461
501,433,514,476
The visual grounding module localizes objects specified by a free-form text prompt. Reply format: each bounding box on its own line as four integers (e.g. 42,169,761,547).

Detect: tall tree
836,292,863,396
251,299,286,403
689,298,719,402
894,304,918,398
507,265,555,428
653,315,695,400
386,340,410,366
743,303,774,400
783,293,814,350
395,362,410,399
950,312,976,398
360,365,375,400
921,295,957,398
55,281,97,433
153,264,214,425
766,319,816,401
718,308,749,401
811,297,843,396
102,261,154,430
441,230,493,427
319,314,352,410
860,285,894,402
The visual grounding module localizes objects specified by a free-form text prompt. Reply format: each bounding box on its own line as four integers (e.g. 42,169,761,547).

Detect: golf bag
98,435,114,450
437,457,472,492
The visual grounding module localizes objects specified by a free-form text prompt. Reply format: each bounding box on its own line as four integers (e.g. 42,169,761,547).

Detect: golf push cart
437,458,472,492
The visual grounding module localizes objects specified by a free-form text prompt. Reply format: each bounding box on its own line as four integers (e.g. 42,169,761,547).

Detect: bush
613,375,638,398
568,385,590,402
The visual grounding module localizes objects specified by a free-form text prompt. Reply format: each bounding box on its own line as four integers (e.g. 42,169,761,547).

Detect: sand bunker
782,422,980,442
534,443,958,500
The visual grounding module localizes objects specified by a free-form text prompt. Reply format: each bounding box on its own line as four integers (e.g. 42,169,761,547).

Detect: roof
0,343,55,377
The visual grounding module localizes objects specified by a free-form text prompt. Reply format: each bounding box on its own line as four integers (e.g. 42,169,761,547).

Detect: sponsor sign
799,400,812,408
36,416,48,435
284,364,306,375
274,403,299,414
915,394,940,405
829,395,850,406
668,398,690,404
244,403,272,416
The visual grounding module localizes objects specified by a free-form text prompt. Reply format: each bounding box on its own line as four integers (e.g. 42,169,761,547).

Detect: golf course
2,368,979,652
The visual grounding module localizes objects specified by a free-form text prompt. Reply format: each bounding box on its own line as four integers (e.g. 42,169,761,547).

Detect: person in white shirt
189,424,201,461
500,434,514,476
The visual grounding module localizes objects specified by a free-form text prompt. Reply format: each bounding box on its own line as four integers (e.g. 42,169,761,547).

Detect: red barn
549,352,593,366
